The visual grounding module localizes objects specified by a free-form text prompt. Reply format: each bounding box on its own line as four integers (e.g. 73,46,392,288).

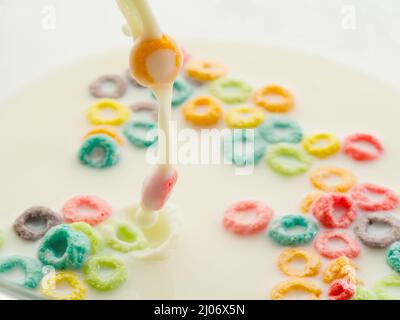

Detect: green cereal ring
151,78,193,107
70,222,105,255
258,116,303,144
209,78,252,104
266,143,312,176
374,275,400,300
38,224,90,270
353,287,375,300
268,214,319,246
123,120,158,149
100,219,148,253
79,134,119,169
0,256,43,289
223,129,267,166
83,255,127,291
387,242,400,273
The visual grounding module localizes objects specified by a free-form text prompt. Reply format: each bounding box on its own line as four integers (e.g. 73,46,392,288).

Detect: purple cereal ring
13,206,63,241
130,100,159,121
89,75,127,99
354,214,400,248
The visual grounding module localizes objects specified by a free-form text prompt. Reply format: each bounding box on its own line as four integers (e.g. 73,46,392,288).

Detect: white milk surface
0,40,400,299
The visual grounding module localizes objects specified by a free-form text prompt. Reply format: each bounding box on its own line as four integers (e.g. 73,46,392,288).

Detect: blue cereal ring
79,134,119,169
223,129,267,166
0,256,43,289
151,78,193,107
38,224,90,270
258,116,303,144
387,242,400,273
123,120,158,149
268,214,319,246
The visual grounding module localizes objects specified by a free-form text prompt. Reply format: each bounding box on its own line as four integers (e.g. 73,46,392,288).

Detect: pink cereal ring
314,230,361,259
62,196,112,226
328,279,356,300
343,133,383,161
351,183,399,212
312,193,357,229
223,201,274,235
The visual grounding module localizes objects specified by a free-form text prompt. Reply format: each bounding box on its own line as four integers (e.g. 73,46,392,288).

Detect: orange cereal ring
277,248,321,277
300,191,324,214
310,166,356,193
270,278,322,300
185,60,228,82
182,96,223,126
253,85,294,113
83,126,124,145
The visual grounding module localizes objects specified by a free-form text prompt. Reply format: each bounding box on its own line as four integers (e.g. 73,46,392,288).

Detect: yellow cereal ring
182,96,223,126
41,271,87,300
310,166,357,193
303,133,340,158
83,126,124,145
270,278,322,300
253,85,294,113
277,248,321,277
87,99,130,126
225,106,265,129
185,60,228,82
300,191,325,214
322,256,362,285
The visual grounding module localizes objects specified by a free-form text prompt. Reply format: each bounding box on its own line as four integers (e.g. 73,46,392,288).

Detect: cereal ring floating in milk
258,116,303,144
151,78,193,107
130,100,159,121
41,271,87,300
89,75,127,99
253,85,294,113
386,241,400,273
266,144,312,176
13,206,63,241
277,248,321,277
322,256,361,285
182,96,223,126
223,200,274,235
209,78,252,104
374,275,400,300
343,133,383,161
62,195,112,226
79,134,120,169
328,278,356,300
270,278,322,300
70,222,105,255
185,60,228,82
309,166,356,193
314,230,361,259
83,126,124,146
87,99,130,126
123,119,158,149
0,256,43,289
299,191,325,214
303,133,341,158
225,106,265,129
350,183,399,212
353,286,375,300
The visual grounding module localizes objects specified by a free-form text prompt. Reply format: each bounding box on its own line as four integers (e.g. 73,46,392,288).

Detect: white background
1,0,400,105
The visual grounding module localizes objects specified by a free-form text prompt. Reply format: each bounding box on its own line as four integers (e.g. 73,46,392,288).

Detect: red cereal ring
351,183,399,212
223,201,274,235
312,193,357,229
314,230,361,259
328,278,356,300
343,133,383,161
62,196,112,226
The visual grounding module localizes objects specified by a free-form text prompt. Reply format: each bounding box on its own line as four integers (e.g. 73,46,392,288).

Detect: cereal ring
253,85,294,113
38,224,90,270
0,256,43,289
270,278,322,300
312,193,357,229
225,106,265,129
83,255,127,291
62,195,112,226
309,166,356,192
299,192,324,214
354,214,400,248
126,69,144,87
328,279,356,300
83,126,124,145
351,183,399,212
130,100,159,121
353,287,375,300
266,144,312,176
303,133,340,158
268,214,318,246
70,222,105,255
223,130,267,166
87,99,130,126
100,219,148,253
185,60,228,82
314,230,361,259
387,242,400,273
322,256,361,285
277,248,321,277
152,78,193,107
258,116,303,144
41,271,87,300
182,96,223,126
89,75,127,99
13,206,63,241
223,200,274,235
123,120,158,149
209,78,252,104
344,133,383,161
79,134,120,169
374,275,400,300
